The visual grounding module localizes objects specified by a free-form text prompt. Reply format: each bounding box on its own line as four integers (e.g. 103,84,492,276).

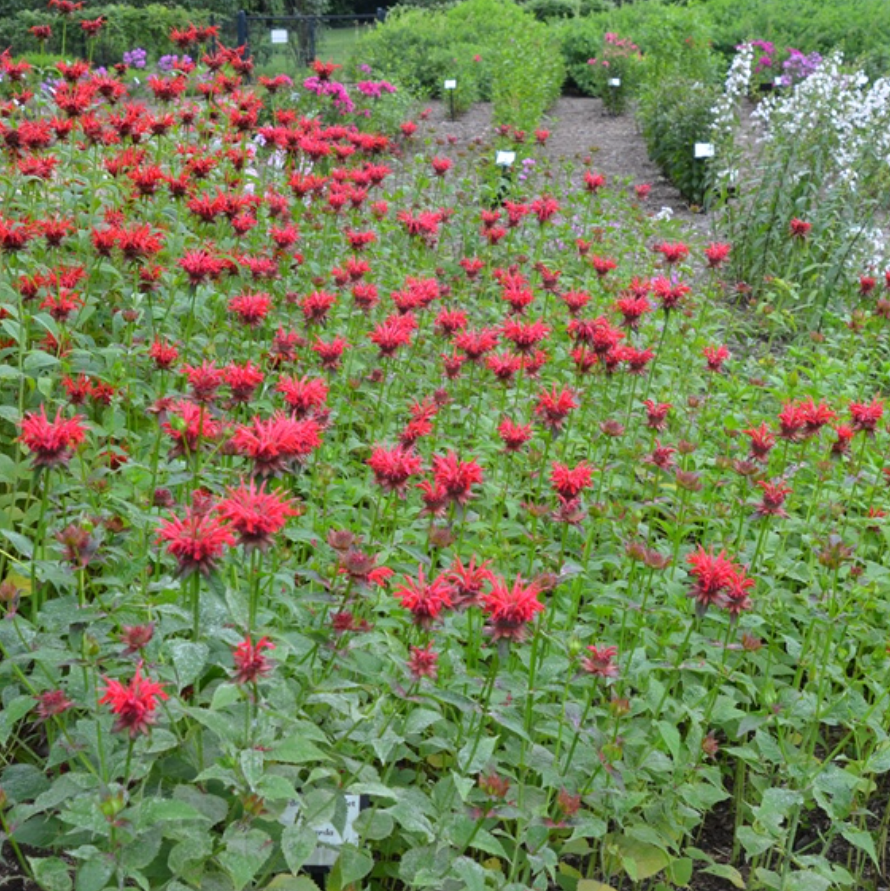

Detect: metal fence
234,11,385,75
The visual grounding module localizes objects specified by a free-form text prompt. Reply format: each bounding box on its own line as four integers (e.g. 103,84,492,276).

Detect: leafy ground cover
1,22,890,891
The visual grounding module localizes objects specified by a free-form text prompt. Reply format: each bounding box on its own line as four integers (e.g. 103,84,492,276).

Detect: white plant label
608,78,621,87
495,150,516,167
270,29,288,44
444,79,457,90
694,142,715,158
774,77,784,87
280,794,361,867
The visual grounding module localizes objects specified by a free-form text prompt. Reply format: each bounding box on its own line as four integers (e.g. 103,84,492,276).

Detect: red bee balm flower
704,243,731,268
483,575,544,642
431,451,484,506
157,507,235,575
394,567,453,628
686,547,753,617
407,645,439,680
232,636,275,684
99,665,168,738
581,645,619,678
550,461,593,500
368,445,423,497
535,387,578,433
216,481,299,551
19,408,86,469
789,218,811,239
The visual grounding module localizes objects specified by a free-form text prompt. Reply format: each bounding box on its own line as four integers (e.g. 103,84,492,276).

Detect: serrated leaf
265,878,322,891
458,733,498,774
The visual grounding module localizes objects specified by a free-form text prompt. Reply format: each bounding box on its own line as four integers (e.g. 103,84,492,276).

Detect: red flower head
654,241,690,265
232,414,322,478
34,689,74,720
651,276,691,312
483,574,544,643
777,402,807,442
498,417,533,452
535,386,578,434
431,451,484,506
232,636,275,684
581,645,619,678
703,344,730,372
590,255,618,278
634,183,651,200
743,422,775,461
408,644,439,680
789,218,811,239
394,567,453,628
120,623,155,655
831,425,854,456
501,319,550,354
583,171,606,193
367,445,423,497
613,294,652,330
550,461,593,501
229,291,272,327
859,275,876,296
157,506,235,576
531,196,560,225
445,555,495,610
755,479,791,517
431,157,452,176
216,481,299,551
277,374,328,418
454,327,500,362
19,407,86,469
704,243,731,268
799,398,836,437
224,362,265,403
686,547,752,617
99,664,168,737
850,398,883,435
182,361,225,404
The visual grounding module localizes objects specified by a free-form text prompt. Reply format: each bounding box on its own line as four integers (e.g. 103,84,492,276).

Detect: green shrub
520,0,612,22
354,0,563,127
0,5,214,67
490,21,564,131
637,76,720,205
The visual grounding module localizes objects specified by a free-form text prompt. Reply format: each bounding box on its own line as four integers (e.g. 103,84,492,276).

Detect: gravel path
419,95,713,231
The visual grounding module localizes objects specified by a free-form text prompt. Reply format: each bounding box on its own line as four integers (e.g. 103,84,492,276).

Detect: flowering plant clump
0,15,889,891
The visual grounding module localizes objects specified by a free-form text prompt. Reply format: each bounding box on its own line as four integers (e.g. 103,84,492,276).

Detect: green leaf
265,878,323,891
0,528,34,559
331,846,373,890
611,834,670,881
23,350,59,372
75,857,114,891
267,737,330,765
839,825,879,867
701,863,746,889
219,827,271,891
578,882,617,891
240,749,264,790
458,734,498,775
29,857,72,891
281,823,318,874
166,640,209,689
657,721,681,762
141,798,208,825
